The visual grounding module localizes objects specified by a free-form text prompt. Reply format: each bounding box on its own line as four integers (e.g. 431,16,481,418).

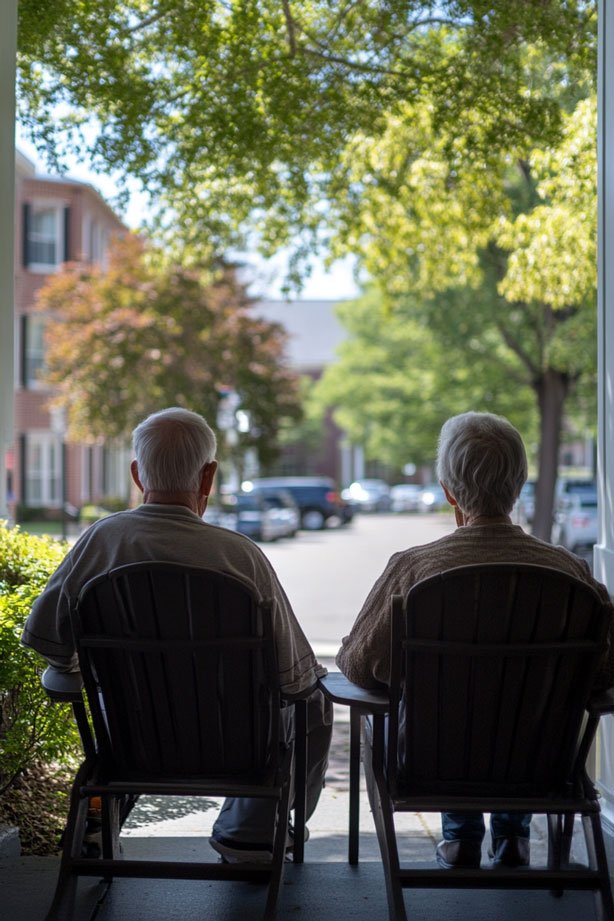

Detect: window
23,202,67,272
83,216,110,267
102,443,131,502
22,315,46,388
24,433,62,507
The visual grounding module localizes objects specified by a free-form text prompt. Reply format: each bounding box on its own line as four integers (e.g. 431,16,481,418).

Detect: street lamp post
50,407,68,540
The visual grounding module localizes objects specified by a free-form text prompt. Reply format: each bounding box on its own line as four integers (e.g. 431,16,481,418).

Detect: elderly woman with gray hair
336,411,614,871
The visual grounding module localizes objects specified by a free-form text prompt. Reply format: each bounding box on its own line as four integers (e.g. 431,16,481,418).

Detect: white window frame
23,314,47,390
26,200,65,274
102,443,131,502
24,431,62,508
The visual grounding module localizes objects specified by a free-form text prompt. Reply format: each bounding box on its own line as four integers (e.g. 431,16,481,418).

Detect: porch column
594,0,614,833
0,0,17,519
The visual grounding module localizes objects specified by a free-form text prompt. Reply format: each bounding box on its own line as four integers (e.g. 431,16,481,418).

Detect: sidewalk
0,684,604,921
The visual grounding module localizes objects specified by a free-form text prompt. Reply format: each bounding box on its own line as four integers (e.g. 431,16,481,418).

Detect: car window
235,495,260,511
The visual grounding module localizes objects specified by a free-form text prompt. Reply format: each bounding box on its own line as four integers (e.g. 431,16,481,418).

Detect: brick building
10,151,129,517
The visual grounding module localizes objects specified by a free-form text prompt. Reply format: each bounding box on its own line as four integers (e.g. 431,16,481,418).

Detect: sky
16,129,360,302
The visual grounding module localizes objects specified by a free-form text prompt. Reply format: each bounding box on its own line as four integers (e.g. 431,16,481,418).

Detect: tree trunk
532,369,570,541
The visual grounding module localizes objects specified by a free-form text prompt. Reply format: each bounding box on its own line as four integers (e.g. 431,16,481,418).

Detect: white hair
436,412,527,518
132,407,217,492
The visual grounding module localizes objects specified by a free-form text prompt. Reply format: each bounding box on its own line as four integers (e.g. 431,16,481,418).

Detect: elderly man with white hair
336,410,614,872
22,406,332,863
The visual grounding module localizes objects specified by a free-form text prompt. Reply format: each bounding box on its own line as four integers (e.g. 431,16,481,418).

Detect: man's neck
142,490,199,514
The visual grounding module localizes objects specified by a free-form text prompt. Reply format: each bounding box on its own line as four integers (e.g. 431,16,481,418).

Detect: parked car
419,484,449,512
556,477,597,509
204,499,238,532
259,489,300,538
218,491,293,542
342,479,392,513
390,484,422,513
512,479,536,525
552,491,598,553
245,477,353,530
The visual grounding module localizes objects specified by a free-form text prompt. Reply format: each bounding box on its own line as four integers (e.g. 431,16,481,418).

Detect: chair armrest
281,680,319,703
318,672,390,715
41,666,84,702
587,687,614,717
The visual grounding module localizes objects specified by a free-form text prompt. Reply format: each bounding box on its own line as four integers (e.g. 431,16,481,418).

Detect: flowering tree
36,235,302,466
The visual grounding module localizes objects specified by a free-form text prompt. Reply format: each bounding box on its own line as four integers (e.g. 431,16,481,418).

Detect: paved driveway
261,511,455,648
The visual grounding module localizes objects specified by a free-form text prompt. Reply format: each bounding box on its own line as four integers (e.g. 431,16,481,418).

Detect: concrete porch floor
0,692,608,921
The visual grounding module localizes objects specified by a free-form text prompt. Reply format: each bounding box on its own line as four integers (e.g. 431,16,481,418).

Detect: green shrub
0,522,81,798
79,504,111,524
96,496,128,513
15,505,50,523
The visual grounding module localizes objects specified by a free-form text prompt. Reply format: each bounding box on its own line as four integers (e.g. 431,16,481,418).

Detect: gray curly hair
436,412,527,518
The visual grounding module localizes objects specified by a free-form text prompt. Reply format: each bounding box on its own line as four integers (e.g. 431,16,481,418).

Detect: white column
0,1,17,519
595,0,614,834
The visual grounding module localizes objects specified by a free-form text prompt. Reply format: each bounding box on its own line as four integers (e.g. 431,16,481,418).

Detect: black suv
247,477,353,530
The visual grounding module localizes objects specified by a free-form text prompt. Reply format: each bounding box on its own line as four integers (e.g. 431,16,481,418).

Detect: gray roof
252,298,349,371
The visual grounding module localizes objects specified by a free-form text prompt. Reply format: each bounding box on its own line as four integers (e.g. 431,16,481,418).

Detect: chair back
70,562,281,782
386,563,610,798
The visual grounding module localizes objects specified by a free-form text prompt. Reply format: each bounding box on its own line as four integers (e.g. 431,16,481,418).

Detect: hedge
0,522,81,799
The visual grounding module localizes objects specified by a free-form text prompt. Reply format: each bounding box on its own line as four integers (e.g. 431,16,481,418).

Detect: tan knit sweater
336,523,614,691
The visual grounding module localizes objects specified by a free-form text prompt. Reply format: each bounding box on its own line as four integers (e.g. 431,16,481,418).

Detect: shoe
489,836,530,867
210,825,310,864
436,839,482,869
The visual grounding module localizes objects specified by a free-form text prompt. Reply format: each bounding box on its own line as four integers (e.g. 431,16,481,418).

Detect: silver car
552,492,598,553
390,484,422,513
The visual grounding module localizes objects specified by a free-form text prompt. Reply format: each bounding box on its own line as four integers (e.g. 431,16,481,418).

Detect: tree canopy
35,236,302,466
17,2,599,534
311,289,537,471
312,87,597,536
17,1,596,268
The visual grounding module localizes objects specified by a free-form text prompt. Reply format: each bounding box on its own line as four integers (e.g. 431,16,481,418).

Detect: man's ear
131,460,144,493
200,461,218,496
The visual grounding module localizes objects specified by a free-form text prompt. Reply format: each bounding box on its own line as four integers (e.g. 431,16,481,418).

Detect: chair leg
263,780,292,921
582,813,614,921
292,698,307,865
46,764,91,920
547,814,563,870
363,744,407,921
100,794,122,876
548,812,576,898
348,709,361,865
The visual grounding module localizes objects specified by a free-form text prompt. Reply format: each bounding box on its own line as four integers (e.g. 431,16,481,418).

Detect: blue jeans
442,812,532,842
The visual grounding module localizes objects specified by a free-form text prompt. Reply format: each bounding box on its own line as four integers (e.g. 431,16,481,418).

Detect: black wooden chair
321,563,614,921
41,562,309,921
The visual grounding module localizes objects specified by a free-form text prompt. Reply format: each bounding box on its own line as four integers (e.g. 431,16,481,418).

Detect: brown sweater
336,523,614,690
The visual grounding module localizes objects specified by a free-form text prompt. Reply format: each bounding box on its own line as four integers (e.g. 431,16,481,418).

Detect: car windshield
235,495,260,511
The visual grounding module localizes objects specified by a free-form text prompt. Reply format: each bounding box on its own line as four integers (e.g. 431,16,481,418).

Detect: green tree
320,89,596,538
17,2,595,262
17,3,597,534
35,235,302,467
311,289,537,472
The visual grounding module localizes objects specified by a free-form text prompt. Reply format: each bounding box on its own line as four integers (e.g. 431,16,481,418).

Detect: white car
390,484,422,513
419,484,449,512
552,492,598,553
343,479,392,512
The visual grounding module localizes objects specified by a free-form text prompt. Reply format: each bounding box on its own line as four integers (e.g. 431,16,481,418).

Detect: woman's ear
440,482,457,507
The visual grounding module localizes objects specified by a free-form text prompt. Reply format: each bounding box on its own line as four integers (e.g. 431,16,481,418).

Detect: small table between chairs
317,672,390,864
